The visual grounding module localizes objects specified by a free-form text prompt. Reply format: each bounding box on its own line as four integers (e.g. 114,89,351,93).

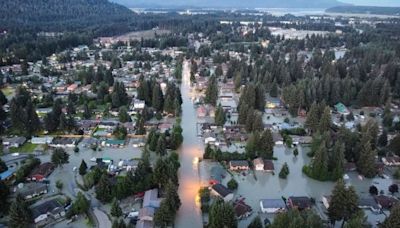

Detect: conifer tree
328,179,359,226
357,133,377,178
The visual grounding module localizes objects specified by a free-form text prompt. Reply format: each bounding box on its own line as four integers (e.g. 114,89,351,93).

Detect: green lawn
10,142,37,153
1,87,14,96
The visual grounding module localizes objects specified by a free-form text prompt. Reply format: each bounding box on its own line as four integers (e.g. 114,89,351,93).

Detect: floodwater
175,61,204,228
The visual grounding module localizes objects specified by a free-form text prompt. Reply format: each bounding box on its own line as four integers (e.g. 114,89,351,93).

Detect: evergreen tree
252,112,264,132
110,198,123,218
205,75,218,106
248,216,263,228
209,199,237,228
9,195,32,228
215,104,226,126
305,102,320,133
357,133,377,178
152,83,164,112
156,134,167,156
227,178,238,190
0,180,9,215
331,142,345,180
310,142,329,180
95,174,113,203
51,148,69,167
381,203,400,228
259,129,274,159
118,106,131,123
378,130,388,147
279,163,289,179
328,179,359,226
135,115,146,135
83,102,92,119
79,159,88,176
112,219,126,228
318,106,331,133
344,211,369,228
71,192,90,215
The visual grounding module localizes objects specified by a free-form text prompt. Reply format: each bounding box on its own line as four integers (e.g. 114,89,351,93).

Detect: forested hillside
0,0,135,34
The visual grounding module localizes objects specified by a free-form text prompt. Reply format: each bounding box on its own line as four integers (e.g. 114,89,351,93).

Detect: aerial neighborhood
1,0,400,228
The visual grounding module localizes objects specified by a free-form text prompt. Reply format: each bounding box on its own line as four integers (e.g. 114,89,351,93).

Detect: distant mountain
0,0,135,33
112,0,348,9
326,5,400,15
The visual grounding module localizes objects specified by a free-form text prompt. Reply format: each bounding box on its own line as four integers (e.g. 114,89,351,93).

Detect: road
175,61,204,228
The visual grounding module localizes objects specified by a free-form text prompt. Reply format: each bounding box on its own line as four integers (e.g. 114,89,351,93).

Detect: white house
31,136,54,145
204,136,216,145
260,199,286,213
253,158,264,171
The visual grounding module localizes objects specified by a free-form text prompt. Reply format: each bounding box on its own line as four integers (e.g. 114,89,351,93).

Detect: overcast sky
341,0,400,6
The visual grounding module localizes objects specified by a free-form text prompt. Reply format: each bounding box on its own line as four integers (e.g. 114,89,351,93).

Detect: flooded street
175,61,204,228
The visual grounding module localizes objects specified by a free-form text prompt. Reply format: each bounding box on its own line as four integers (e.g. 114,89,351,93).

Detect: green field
10,142,37,153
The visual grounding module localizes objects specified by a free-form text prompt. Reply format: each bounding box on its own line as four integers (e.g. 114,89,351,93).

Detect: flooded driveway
175,61,204,228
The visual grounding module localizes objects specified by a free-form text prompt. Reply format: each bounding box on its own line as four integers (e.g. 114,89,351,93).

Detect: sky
341,0,400,7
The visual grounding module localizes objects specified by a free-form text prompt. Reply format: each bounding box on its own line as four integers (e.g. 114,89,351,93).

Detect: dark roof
263,160,275,171
31,199,63,219
359,197,380,210
18,183,47,198
374,195,399,209
29,162,55,178
229,160,249,167
289,196,312,209
211,184,232,197
234,200,251,217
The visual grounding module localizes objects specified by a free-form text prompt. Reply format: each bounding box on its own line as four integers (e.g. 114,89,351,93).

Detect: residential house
102,139,125,148
229,160,249,171
382,156,400,166
272,133,284,145
234,200,252,219
0,169,15,181
31,137,54,145
27,162,55,181
50,137,76,148
260,199,286,213
210,183,234,202
17,182,48,199
287,196,312,210
197,105,207,118
143,189,161,208
139,207,155,221
334,102,350,115
374,195,399,209
3,137,26,148
118,159,139,171
31,199,65,224
358,197,381,213
253,158,264,171
136,220,154,228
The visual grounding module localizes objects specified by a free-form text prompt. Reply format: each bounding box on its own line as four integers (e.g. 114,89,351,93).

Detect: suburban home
138,207,155,221
334,102,350,115
209,165,226,185
210,183,234,202
229,160,249,171
136,220,154,228
253,158,264,171
0,169,15,181
253,159,274,172
50,137,76,148
358,198,381,213
382,156,400,166
31,199,65,224
234,200,252,219
265,97,282,109
27,162,55,182
374,195,399,209
197,105,207,118
204,136,217,145
102,139,125,148
3,136,26,148
17,182,48,199
143,189,161,208
31,136,54,145
260,199,286,213
287,196,312,210
118,159,139,171
272,133,284,145
133,99,146,110
263,160,275,172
